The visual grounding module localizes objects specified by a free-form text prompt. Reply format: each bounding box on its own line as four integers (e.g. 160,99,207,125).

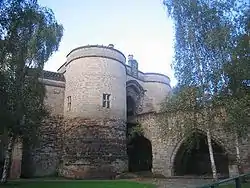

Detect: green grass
218,182,250,188
0,180,156,188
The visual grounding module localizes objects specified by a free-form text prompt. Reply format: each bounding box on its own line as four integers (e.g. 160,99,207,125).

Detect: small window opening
67,96,71,111
103,94,111,108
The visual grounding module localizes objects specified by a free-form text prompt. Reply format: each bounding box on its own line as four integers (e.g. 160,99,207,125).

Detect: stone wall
18,109,250,179
21,115,64,177
126,76,171,114
21,115,128,179
41,79,65,116
59,117,128,179
137,111,250,177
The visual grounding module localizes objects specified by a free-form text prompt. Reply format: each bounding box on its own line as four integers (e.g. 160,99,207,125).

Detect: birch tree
162,0,248,179
0,0,63,183
215,10,250,174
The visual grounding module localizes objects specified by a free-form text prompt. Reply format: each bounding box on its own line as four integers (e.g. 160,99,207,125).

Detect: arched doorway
173,132,229,178
126,80,152,172
127,132,152,172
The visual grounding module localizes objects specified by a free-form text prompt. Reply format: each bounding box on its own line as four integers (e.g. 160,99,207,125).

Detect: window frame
103,93,111,108
67,96,71,111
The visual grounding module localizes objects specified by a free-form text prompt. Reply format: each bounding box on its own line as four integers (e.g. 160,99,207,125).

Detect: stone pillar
151,141,173,177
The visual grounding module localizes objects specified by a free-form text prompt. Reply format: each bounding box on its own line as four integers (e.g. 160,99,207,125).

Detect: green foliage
0,1,63,181
214,10,250,138
0,0,63,139
160,1,249,164
161,86,202,113
127,123,144,142
159,86,212,152
223,95,250,138
0,0,63,67
163,0,248,93
162,0,249,138
0,72,12,134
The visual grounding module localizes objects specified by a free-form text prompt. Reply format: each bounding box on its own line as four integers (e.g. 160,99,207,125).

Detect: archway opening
127,128,152,172
174,132,229,178
126,94,152,172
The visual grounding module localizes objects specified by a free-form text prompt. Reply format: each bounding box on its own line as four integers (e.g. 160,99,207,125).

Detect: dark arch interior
126,95,152,172
127,126,152,172
174,132,229,178
127,96,136,117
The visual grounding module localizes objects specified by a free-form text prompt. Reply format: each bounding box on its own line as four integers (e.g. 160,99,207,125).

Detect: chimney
127,54,138,78
108,44,114,48
128,54,134,61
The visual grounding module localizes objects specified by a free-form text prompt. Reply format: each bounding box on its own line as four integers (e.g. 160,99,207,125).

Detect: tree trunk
206,129,218,180
235,132,245,176
1,134,14,183
235,133,241,169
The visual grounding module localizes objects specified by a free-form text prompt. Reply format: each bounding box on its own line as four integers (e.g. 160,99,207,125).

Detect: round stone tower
143,73,171,112
63,44,127,119
59,44,128,179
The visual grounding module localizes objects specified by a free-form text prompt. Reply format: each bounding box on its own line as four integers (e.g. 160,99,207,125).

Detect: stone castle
6,44,250,179
38,44,171,178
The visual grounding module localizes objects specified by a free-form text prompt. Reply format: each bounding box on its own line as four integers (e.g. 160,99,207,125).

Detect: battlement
57,44,126,73
126,65,170,86
57,44,171,86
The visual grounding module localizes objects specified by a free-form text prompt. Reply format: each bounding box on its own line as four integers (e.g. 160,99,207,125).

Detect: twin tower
57,44,171,120
36,44,171,178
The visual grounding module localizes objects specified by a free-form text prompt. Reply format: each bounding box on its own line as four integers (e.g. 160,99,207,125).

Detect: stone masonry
10,44,250,179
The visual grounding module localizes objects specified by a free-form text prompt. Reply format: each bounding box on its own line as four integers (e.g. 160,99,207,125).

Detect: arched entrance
126,80,152,172
173,132,229,178
127,132,152,172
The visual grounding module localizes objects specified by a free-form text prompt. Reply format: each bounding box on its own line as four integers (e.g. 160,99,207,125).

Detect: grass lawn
0,180,156,188
218,183,250,188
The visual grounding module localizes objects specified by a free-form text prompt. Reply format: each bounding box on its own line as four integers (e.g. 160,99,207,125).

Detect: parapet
143,73,170,85
65,44,126,67
56,44,171,86
126,65,170,86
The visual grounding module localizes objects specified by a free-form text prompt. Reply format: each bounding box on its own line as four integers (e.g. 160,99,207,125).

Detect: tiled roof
27,68,65,82
42,70,65,82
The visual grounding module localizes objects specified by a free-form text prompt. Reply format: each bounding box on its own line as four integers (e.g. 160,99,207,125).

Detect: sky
39,0,176,85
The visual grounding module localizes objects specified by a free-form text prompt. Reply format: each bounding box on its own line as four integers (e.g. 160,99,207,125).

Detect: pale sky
39,0,176,86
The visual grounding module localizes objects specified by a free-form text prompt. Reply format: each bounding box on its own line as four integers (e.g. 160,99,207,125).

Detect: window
103,94,111,108
67,96,71,111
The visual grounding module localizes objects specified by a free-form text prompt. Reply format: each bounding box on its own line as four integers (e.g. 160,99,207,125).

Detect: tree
160,85,221,179
162,0,249,179
215,10,250,174
0,0,63,183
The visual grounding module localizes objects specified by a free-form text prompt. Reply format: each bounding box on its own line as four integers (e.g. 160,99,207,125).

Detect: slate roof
27,68,65,82
42,70,65,82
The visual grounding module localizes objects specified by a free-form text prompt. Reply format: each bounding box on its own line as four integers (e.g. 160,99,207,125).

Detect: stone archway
126,80,145,116
127,133,152,172
172,131,229,178
126,80,152,172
